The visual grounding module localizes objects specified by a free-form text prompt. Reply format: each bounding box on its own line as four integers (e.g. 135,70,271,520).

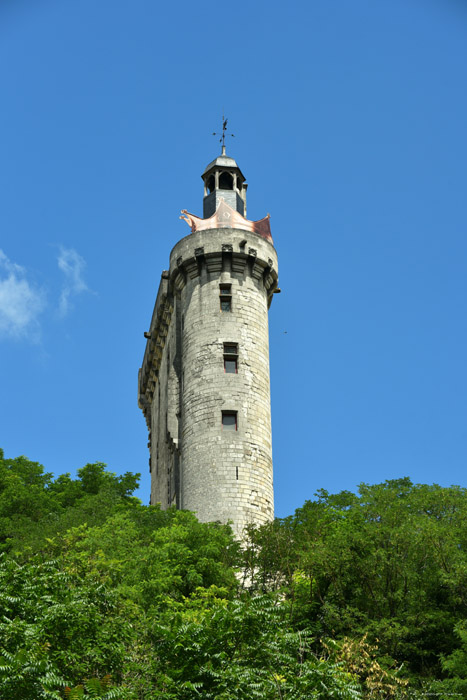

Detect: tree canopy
0,448,465,698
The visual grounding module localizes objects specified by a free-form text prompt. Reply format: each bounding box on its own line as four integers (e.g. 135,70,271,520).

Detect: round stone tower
138,150,279,538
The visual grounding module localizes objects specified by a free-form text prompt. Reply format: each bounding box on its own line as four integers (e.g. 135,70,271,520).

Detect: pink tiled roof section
180,199,273,243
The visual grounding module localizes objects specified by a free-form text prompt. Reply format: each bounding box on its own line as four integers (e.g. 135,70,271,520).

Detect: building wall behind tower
149,311,180,509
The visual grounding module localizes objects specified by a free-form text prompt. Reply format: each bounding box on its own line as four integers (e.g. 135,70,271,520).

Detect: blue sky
1,0,466,517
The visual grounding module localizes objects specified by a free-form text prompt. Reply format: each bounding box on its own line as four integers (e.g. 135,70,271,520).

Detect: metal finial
212,112,235,154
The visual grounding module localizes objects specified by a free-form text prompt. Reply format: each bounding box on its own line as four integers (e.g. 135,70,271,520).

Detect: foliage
59,508,240,607
429,621,467,698
243,478,467,681
0,450,55,550
322,635,409,699
1,449,466,697
0,555,130,699
131,594,362,700
0,449,140,557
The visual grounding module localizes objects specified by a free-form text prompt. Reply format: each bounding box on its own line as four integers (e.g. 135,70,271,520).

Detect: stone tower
138,149,279,538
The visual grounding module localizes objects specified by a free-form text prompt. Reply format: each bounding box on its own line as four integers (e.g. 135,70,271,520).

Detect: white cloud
0,250,46,340
57,247,90,316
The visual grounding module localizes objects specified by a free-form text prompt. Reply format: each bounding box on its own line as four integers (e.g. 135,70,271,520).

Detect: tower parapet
138,152,279,537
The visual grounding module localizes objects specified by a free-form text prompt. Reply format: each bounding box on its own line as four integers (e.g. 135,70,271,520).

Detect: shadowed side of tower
138,152,279,538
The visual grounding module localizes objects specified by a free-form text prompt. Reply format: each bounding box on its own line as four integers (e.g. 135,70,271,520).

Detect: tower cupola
202,150,248,218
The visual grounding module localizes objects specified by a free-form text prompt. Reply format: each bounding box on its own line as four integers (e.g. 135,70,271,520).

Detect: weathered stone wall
138,272,180,509
139,226,278,538
149,312,180,508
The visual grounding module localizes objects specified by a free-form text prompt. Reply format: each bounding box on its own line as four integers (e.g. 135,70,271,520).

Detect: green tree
430,621,467,698
0,450,55,550
3,449,465,695
0,450,140,557
135,594,362,700
58,507,240,608
0,555,131,699
243,479,467,682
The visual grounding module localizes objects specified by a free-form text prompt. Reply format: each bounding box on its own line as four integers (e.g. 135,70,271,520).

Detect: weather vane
212,113,235,154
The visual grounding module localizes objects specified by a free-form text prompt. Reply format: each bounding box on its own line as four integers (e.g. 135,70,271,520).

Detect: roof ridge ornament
212,112,235,155
180,199,272,242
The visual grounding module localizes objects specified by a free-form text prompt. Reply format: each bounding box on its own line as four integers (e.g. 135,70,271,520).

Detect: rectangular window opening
224,343,237,354
224,357,237,373
219,284,232,312
222,411,237,431
223,342,238,373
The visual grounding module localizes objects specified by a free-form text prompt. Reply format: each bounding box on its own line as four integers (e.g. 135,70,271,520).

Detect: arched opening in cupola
219,172,234,190
206,174,215,193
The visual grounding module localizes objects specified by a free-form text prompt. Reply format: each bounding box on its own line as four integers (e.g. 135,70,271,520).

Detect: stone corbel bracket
170,244,279,308
139,228,280,427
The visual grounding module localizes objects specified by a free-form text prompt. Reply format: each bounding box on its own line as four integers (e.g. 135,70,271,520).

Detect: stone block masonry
138,154,279,539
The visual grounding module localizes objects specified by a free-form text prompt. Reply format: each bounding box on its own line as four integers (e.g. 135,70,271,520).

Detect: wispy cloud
57,247,90,316
0,250,46,340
